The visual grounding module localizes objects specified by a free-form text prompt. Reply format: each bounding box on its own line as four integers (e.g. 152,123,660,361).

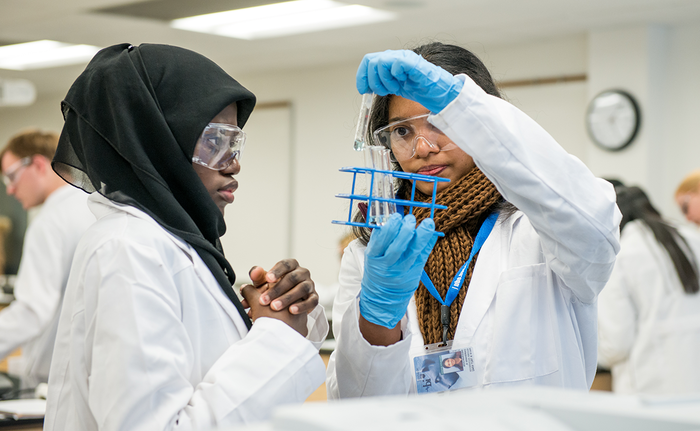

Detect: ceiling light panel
0,40,101,71
171,0,396,40
94,0,274,22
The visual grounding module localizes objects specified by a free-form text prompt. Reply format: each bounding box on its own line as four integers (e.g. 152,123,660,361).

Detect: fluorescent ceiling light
0,79,36,107
0,40,101,71
171,0,396,40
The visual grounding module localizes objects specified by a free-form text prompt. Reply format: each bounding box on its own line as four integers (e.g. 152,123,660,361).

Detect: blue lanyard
421,211,498,342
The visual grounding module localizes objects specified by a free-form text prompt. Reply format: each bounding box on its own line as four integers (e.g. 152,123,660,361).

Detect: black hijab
54,43,255,328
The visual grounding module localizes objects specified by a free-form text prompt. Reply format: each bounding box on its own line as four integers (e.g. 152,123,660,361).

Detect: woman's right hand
359,213,437,330
240,284,308,337
356,49,463,113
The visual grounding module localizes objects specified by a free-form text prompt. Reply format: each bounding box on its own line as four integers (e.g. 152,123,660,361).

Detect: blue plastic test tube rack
332,166,450,236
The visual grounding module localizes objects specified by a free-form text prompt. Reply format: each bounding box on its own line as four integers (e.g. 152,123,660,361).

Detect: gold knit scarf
409,168,501,345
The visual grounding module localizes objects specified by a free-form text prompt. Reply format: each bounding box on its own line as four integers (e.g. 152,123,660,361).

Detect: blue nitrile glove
359,212,438,328
356,50,464,113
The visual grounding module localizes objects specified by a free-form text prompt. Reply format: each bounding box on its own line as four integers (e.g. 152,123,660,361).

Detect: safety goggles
2,157,32,187
192,123,246,171
372,113,458,162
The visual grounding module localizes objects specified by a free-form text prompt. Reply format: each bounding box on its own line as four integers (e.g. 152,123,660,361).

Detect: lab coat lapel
156,231,251,336
92,195,251,335
454,213,504,339
189,251,251,336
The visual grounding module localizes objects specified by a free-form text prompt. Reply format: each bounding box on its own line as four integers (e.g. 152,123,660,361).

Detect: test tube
353,93,375,151
377,146,396,221
364,146,396,225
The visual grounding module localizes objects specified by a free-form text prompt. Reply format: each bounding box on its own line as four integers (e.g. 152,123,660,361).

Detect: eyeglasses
372,113,458,161
192,123,246,171
2,157,32,187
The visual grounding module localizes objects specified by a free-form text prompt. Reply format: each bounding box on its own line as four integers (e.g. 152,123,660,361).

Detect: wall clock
586,90,641,151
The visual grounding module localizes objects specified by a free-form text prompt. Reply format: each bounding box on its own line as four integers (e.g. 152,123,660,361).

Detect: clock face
586,90,640,151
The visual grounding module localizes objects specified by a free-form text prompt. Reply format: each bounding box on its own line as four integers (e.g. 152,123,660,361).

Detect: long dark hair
616,185,699,294
353,42,512,245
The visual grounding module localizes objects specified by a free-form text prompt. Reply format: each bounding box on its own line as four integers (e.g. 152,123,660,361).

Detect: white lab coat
44,194,327,431
327,74,621,398
0,185,94,386
598,220,700,394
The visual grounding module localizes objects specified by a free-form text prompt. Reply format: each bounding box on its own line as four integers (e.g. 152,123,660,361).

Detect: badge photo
412,341,476,394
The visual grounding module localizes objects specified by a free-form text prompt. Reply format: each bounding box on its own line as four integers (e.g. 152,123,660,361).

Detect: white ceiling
2,0,700,98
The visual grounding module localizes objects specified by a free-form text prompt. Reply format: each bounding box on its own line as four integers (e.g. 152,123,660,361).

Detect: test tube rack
332,166,450,236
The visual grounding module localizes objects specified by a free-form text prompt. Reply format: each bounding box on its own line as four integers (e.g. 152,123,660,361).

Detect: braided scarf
409,168,501,345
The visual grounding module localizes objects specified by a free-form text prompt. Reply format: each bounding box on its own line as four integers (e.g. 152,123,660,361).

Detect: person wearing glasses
0,129,94,388
598,184,700,394
327,42,621,397
675,170,700,226
43,44,326,430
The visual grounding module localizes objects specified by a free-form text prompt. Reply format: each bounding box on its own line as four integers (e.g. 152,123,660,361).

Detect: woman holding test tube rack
327,42,621,396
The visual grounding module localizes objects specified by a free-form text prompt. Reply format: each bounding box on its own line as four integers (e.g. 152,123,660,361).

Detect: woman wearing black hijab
44,43,327,430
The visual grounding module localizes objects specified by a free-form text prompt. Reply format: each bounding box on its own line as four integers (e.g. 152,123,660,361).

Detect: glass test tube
353,93,375,151
364,146,396,225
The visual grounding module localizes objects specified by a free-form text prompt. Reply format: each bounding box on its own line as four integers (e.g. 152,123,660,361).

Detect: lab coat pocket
484,263,558,384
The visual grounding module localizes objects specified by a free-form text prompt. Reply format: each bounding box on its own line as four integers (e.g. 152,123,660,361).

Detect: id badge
410,340,477,394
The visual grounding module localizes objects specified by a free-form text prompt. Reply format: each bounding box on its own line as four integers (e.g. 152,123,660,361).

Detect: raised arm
356,49,620,303
429,74,621,302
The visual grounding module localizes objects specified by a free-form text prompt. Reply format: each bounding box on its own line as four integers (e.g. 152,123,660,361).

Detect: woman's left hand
241,259,319,315
356,49,463,113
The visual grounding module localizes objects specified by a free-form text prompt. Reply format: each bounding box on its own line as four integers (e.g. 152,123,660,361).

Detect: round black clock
586,90,641,151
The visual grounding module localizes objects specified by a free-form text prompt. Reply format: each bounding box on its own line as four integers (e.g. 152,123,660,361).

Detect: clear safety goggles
2,156,32,187
372,113,458,161
192,123,246,171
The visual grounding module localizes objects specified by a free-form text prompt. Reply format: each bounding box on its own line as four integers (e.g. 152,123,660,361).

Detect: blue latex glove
356,50,464,113
360,213,438,328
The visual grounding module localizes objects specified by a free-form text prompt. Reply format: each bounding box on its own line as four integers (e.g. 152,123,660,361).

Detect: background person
327,42,620,397
675,169,700,225
598,185,700,394
44,43,327,430
0,129,94,388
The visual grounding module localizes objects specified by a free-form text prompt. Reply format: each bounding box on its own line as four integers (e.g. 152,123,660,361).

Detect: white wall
234,63,363,286
486,35,589,161
0,97,65,144
664,22,700,221
587,26,668,210
3,22,700,287
586,23,699,223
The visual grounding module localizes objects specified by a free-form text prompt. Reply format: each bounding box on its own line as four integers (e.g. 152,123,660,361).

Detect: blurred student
599,185,700,394
0,130,94,387
675,170,700,225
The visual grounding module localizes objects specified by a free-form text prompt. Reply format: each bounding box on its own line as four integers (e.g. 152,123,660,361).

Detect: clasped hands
240,259,318,337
